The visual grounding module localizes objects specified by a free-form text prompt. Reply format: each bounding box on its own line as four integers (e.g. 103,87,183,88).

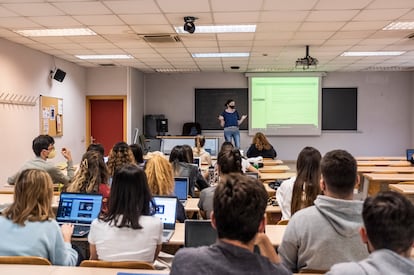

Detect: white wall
129,67,145,143
85,67,127,95
144,71,413,160
0,38,86,184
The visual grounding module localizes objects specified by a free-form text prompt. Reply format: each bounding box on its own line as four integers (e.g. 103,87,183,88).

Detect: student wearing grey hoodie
326,191,414,275
278,149,369,272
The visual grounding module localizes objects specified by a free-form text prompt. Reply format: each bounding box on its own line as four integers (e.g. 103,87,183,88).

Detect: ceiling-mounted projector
296,45,319,69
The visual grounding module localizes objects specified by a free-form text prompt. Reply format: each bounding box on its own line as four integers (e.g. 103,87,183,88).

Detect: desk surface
259,165,290,173
168,223,286,247
1,265,169,275
357,160,412,167
389,184,414,195
363,173,414,182
358,166,414,173
356,156,406,161
260,172,296,181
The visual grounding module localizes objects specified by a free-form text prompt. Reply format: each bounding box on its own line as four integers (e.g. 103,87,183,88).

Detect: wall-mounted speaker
52,68,66,82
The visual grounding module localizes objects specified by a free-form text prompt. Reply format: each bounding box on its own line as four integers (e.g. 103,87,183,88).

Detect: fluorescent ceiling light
14,28,96,37
155,68,200,73
75,54,133,60
341,51,405,57
175,25,256,33
192,53,249,58
383,21,414,30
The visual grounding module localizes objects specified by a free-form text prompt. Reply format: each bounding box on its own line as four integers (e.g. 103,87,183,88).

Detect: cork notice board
40,95,63,137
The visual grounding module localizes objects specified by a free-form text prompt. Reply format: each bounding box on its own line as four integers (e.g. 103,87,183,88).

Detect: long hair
145,154,174,195
101,164,154,229
252,132,272,151
217,149,243,175
4,169,54,225
291,147,322,216
68,150,108,193
194,135,206,155
106,141,136,176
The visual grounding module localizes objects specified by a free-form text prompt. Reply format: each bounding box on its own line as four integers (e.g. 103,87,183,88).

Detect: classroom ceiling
0,0,413,73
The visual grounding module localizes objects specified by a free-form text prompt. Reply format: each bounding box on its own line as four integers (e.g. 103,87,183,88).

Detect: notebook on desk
174,177,189,205
56,192,103,237
152,196,177,243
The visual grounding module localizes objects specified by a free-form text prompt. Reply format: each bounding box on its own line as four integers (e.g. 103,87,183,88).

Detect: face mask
229,105,235,109
47,149,56,159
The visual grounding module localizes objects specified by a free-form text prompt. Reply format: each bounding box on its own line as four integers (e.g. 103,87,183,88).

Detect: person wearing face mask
7,134,75,186
218,99,247,149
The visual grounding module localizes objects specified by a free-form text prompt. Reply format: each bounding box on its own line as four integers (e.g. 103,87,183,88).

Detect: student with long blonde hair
145,154,186,222
0,169,78,265
246,132,277,159
192,135,212,166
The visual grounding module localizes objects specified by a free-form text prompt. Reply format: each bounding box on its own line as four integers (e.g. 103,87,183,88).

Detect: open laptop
174,177,189,205
193,157,201,168
245,172,259,179
152,196,177,243
184,220,217,247
406,149,414,164
56,192,103,237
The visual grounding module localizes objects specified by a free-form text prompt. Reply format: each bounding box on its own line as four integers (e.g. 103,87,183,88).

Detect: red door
89,98,125,156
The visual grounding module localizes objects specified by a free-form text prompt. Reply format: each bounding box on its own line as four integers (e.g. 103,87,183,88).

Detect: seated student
106,141,136,178
327,191,414,275
210,142,259,185
278,149,369,272
192,135,212,166
87,143,105,157
0,169,78,266
169,145,209,197
7,134,75,185
276,147,321,220
198,148,243,219
66,151,110,213
246,132,277,159
129,143,145,168
88,164,162,263
171,173,291,275
145,154,186,222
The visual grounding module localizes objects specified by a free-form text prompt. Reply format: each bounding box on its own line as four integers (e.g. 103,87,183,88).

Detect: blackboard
195,88,248,130
322,88,357,130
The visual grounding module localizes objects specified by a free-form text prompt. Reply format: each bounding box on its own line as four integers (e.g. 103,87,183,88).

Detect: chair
0,256,51,265
80,260,155,270
182,122,201,136
276,219,289,225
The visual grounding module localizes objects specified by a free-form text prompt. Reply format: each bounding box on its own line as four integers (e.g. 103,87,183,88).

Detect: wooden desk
259,165,290,173
389,183,414,203
356,156,406,161
260,172,296,181
358,166,414,174
0,265,169,275
357,160,412,167
362,173,414,198
262,159,283,166
168,223,286,247
0,184,14,194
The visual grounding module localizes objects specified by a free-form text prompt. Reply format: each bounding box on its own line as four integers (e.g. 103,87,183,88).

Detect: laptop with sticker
152,196,177,243
174,177,189,205
56,192,103,237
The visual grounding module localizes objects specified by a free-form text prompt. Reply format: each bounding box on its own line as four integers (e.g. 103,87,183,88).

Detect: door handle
91,136,96,143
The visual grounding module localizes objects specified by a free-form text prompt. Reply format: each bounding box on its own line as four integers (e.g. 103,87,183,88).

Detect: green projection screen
248,74,322,136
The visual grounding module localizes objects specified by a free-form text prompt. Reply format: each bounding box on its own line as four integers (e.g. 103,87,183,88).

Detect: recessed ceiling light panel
75,54,133,60
341,51,405,57
175,25,256,34
192,53,249,58
383,21,414,30
14,28,96,37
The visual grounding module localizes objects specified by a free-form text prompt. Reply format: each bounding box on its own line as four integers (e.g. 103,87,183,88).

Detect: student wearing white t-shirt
88,164,162,262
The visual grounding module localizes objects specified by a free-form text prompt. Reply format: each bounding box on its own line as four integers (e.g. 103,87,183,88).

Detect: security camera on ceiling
183,16,198,34
295,45,319,70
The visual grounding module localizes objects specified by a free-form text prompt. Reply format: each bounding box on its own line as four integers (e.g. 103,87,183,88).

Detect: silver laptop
153,196,177,243
174,177,189,206
56,192,103,237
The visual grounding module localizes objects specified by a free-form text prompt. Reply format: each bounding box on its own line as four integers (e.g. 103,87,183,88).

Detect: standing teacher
218,99,247,149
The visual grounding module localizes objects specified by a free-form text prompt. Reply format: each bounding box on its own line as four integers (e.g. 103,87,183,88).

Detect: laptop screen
174,177,189,201
185,220,217,247
56,192,103,225
153,196,177,230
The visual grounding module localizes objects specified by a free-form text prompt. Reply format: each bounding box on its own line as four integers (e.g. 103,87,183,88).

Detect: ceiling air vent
142,34,181,43
99,63,115,67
